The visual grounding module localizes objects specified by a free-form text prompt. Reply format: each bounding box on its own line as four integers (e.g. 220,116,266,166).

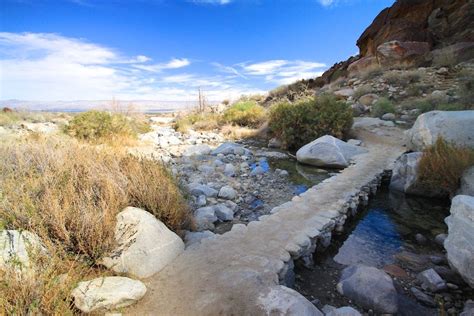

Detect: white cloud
317,0,336,6
191,0,232,5
237,59,326,85
132,58,190,73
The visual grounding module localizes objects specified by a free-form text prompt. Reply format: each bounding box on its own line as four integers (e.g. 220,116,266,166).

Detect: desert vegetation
268,94,353,150
64,110,150,143
372,97,395,117
0,135,191,314
418,137,474,197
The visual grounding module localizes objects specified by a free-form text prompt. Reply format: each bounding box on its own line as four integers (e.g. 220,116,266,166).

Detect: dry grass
418,137,474,197
220,124,261,140
0,136,191,314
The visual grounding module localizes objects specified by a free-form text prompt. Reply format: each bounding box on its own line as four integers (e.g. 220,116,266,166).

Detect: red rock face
357,0,474,58
376,41,431,67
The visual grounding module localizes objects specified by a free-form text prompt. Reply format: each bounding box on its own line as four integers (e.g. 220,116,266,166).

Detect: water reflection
334,208,402,267
333,187,449,268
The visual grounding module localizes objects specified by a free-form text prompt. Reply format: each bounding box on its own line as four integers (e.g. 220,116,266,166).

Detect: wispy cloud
132,58,191,72
236,59,326,84
190,0,232,5
0,32,263,102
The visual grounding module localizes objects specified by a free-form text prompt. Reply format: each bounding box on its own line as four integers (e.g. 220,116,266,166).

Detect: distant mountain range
0,99,219,113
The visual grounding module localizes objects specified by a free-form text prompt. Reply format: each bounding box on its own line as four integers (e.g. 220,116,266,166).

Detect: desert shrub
0,137,191,314
222,101,266,128
360,64,383,81
382,70,421,86
64,110,150,142
372,97,395,117
268,94,353,150
174,112,220,132
418,137,474,197
0,111,20,126
353,84,373,100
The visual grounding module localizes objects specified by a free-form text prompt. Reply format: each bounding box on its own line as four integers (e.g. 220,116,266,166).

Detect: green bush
64,110,150,142
174,112,220,132
372,97,395,117
222,101,266,127
268,94,353,150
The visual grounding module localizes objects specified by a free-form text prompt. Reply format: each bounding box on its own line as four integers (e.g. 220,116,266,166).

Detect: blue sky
0,0,394,101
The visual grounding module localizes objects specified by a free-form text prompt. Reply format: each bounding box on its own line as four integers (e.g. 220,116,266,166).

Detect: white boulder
406,111,474,151
101,207,184,278
296,135,367,169
71,276,146,313
444,195,474,287
0,230,45,275
258,285,323,316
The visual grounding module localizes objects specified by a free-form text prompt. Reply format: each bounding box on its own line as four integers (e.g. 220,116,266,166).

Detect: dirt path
126,124,406,316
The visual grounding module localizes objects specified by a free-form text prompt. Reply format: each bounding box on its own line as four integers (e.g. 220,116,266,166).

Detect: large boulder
406,111,474,151
389,152,444,197
458,166,474,196
337,265,398,314
101,207,184,278
376,41,431,67
0,230,45,275
347,56,379,74
71,276,146,313
296,135,368,169
258,285,323,316
444,195,474,287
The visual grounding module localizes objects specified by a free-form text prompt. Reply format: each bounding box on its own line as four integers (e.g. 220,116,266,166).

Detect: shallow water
294,185,451,313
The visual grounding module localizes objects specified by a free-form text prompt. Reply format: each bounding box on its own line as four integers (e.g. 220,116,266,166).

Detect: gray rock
358,93,379,106
196,195,207,207
268,137,282,148
389,152,443,197
337,265,398,314
194,207,218,230
101,207,184,278
224,164,236,177
213,159,224,167
218,186,237,200
417,268,447,292
197,165,214,174
458,166,474,196
410,287,437,307
182,144,212,156
444,195,474,287
406,111,474,151
213,204,234,221
211,142,251,156
71,276,146,313
189,184,218,198
326,306,362,316
347,139,362,146
250,166,265,176
381,113,396,121
415,233,427,245
461,299,474,316
352,117,395,130
184,230,215,247
334,88,354,97
296,135,368,169
0,230,46,276
435,233,447,247
258,285,323,316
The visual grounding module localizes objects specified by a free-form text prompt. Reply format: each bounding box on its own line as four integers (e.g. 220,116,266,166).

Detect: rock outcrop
296,135,367,169
444,195,474,287
406,110,474,151
101,207,184,278
337,265,398,314
357,0,474,58
72,276,146,313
